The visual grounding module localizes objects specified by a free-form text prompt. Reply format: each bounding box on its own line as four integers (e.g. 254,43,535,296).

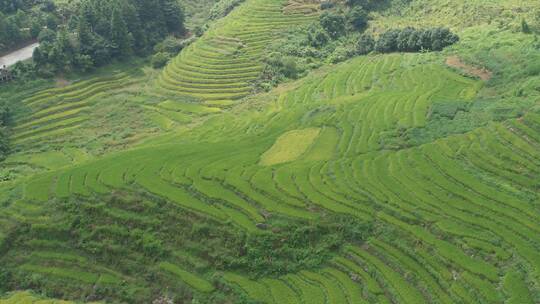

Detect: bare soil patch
55,76,71,88
446,56,492,81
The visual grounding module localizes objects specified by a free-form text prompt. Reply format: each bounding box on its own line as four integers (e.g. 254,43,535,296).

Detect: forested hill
1,0,540,303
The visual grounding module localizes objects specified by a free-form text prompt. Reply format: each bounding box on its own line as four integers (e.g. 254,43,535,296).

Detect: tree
372,27,459,54
348,7,369,31
534,9,540,33
37,28,56,43
45,14,58,30
14,0,187,74
0,101,10,160
151,52,171,68
429,27,459,51
122,2,145,53
522,19,531,34
0,128,8,160
375,29,399,52
30,20,41,38
307,24,330,47
357,33,375,54
32,46,44,65
161,0,185,35
345,0,376,9
397,27,415,51
320,11,346,38
75,54,94,72
4,17,22,44
281,56,299,78
77,14,93,48
109,7,132,55
88,34,113,66
40,0,56,13
50,28,76,71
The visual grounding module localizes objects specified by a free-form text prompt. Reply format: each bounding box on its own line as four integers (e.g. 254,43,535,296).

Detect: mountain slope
1,0,539,303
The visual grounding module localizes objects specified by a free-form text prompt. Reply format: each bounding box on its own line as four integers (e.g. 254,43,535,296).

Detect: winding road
0,42,39,67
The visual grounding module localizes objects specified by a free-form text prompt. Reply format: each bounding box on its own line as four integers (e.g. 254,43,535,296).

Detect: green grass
158,100,222,114
0,291,100,303
223,273,274,303
158,262,214,292
259,128,320,166
503,271,535,304
19,264,109,285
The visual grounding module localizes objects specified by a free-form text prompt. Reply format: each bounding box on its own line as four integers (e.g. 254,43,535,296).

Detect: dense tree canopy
32,0,186,74
0,0,60,53
319,11,346,38
372,27,459,53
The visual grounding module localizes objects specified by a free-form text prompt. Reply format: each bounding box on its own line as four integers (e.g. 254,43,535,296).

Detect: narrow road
0,42,39,67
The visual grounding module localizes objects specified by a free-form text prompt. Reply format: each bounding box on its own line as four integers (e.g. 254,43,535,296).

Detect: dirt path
0,42,39,67
446,56,492,81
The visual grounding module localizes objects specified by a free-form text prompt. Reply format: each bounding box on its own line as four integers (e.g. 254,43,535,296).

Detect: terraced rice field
0,291,100,303
10,73,133,148
156,0,318,105
1,0,539,303
8,49,539,302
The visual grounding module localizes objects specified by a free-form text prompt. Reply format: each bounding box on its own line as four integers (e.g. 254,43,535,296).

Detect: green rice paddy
1,0,539,303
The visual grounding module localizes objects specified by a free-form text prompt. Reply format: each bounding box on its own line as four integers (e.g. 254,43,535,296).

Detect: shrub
154,37,183,54
320,1,335,10
522,19,531,34
281,56,299,78
151,52,172,69
209,0,245,20
357,33,375,54
0,128,8,161
329,46,353,63
375,29,400,52
307,24,330,47
74,54,94,72
373,27,459,53
38,28,56,43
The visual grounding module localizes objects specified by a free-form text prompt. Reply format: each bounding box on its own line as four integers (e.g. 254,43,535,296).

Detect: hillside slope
156,0,318,105
1,0,539,303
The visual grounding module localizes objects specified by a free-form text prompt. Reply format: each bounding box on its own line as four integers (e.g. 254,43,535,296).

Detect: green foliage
521,19,531,34
110,8,133,56
154,36,193,54
225,215,372,276
209,0,246,20
503,271,535,304
0,98,10,160
152,36,195,69
256,52,302,90
348,7,369,31
31,0,186,74
320,11,346,38
345,0,378,9
357,33,375,54
328,45,355,63
372,27,459,53
1,191,371,302
307,24,330,48
257,0,382,90
0,6,41,53
151,52,172,69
